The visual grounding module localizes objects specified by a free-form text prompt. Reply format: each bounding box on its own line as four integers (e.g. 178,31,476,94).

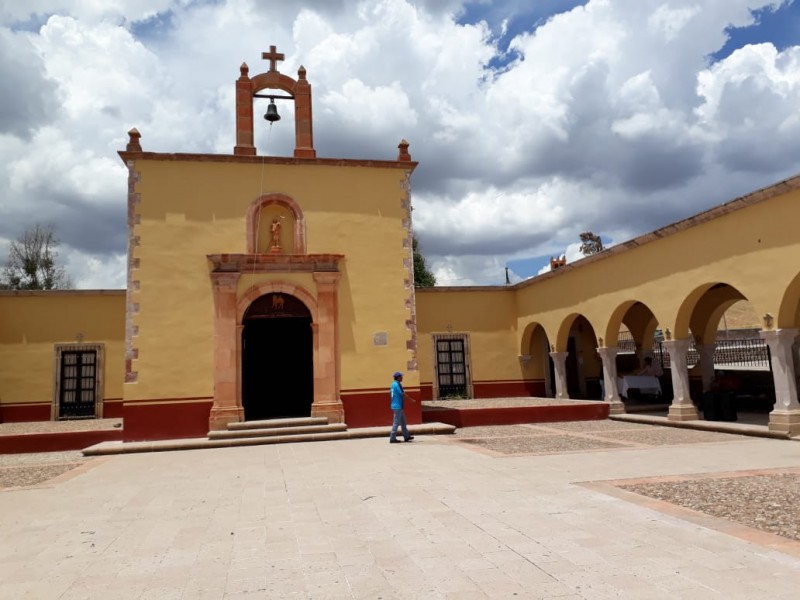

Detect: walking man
389,371,414,443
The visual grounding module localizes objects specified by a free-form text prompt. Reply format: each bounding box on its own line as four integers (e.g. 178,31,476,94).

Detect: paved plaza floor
2,422,800,599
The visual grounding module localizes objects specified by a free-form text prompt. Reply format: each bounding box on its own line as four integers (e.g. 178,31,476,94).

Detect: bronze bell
264,99,280,122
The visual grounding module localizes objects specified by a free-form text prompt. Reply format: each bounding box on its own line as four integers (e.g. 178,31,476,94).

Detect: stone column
549,351,569,400
697,343,716,392
209,272,244,430
663,339,699,421
597,346,625,414
760,329,800,435
312,272,344,423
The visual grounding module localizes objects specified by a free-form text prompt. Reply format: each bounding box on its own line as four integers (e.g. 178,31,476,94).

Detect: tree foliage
579,231,604,256
413,236,436,288
1,224,72,290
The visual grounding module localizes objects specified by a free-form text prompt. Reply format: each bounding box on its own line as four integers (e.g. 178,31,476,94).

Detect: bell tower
233,45,316,158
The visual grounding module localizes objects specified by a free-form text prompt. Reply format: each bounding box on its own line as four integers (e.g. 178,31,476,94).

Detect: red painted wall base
341,390,423,428
422,402,609,427
122,400,213,442
419,379,547,401
0,404,51,423
0,430,123,454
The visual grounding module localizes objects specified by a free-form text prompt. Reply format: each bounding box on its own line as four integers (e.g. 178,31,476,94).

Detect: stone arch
674,283,721,340
778,271,800,329
238,280,318,325
520,322,555,398
246,193,307,255
676,283,747,344
604,301,638,347
555,313,601,399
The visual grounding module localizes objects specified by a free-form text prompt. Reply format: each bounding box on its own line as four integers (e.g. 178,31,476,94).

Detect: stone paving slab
2,430,800,598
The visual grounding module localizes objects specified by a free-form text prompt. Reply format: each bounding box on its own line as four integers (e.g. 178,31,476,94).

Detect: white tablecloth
618,375,661,397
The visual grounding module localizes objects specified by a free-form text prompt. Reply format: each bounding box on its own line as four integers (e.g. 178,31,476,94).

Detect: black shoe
404,436,415,442
389,439,400,444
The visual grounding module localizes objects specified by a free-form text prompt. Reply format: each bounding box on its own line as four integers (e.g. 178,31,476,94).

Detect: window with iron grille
54,344,104,420
432,333,472,399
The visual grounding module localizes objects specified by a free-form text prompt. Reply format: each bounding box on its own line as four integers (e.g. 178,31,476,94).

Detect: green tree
413,236,436,288
1,224,72,290
579,231,604,256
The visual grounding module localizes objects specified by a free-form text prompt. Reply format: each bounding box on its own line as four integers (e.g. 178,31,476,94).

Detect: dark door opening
566,336,582,398
59,350,97,419
241,293,313,421
436,335,468,398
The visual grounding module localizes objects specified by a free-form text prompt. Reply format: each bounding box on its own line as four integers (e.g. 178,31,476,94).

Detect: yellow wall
416,289,519,385
0,291,125,407
127,158,415,400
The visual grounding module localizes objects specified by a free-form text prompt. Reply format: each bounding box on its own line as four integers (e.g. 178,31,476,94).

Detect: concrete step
81,422,457,456
209,423,347,440
227,417,329,431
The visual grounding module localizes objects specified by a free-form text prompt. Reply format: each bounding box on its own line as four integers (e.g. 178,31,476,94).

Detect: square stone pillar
312,272,344,423
209,272,244,430
663,339,699,421
549,351,569,400
597,346,625,414
760,328,800,435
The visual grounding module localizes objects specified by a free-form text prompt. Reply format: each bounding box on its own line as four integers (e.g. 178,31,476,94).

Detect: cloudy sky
1,0,799,288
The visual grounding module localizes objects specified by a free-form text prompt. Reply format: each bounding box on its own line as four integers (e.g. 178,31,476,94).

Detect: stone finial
763,313,775,330
298,65,307,80
550,256,566,270
664,328,672,341
550,344,555,352
397,139,411,162
126,128,142,152
239,62,249,78
598,337,604,347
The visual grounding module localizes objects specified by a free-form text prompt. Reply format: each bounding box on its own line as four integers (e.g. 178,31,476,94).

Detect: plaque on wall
373,332,388,346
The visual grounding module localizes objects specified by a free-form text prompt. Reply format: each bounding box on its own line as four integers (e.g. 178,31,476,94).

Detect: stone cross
262,45,285,72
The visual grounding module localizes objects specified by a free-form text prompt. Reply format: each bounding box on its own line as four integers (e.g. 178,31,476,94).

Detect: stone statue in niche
269,217,282,252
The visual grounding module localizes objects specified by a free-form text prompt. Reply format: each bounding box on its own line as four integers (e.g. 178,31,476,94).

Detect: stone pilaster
760,329,800,435
663,339,699,421
549,351,569,400
597,346,625,414
697,343,716,392
312,272,344,423
209,272,244,430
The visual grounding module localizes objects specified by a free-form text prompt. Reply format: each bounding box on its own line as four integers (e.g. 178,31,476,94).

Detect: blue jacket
390,380,404,410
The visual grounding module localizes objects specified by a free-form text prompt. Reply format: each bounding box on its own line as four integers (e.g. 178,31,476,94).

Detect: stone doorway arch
241,293,313,420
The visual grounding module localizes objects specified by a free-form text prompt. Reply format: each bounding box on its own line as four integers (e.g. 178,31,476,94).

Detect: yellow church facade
2,47,800,439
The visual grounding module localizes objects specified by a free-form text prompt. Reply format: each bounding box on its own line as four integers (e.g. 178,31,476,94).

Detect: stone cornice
119,151,417,172
207,253,344,274
0,289,125,297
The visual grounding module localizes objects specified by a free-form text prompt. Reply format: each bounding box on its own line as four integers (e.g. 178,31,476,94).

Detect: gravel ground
621,473,800,542
461,434,628,454
0,451,92,489
589,428,745,446
541,419,661,432
451,424,548,438
0,418,122,435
